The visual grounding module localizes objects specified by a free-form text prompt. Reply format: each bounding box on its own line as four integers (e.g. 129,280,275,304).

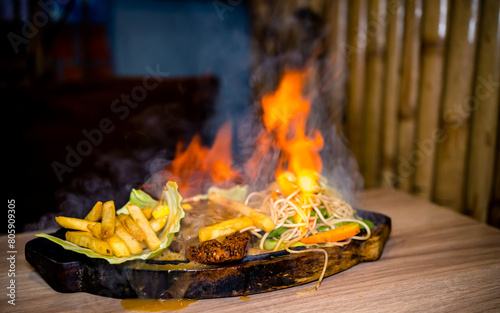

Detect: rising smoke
25,4,364,231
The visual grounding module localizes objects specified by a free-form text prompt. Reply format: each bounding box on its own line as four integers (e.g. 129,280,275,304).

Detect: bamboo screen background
248,0,500,228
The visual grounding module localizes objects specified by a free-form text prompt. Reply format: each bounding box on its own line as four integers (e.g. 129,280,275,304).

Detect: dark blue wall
108,0,252,136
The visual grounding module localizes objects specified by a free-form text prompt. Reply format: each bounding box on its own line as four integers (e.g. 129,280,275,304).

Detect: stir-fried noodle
242,185,372,293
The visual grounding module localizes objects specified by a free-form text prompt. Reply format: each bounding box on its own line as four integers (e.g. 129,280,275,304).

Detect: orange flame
147,69,323,211
257,69,324,233
260,69,324,196
261,70,311,140
163,121,241,197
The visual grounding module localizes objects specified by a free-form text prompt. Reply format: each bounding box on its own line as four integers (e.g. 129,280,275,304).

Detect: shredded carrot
299,222,360,244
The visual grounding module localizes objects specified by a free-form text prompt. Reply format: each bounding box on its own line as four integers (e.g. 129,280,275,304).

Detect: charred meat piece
186,231,251,264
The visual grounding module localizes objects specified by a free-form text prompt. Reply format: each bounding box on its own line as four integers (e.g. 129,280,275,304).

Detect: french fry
208,193,275,232
106,234,131,257
126,204,162,251
142,205,152,219
149,215,168,233
114,219,143,254
101,200,116,239
84,201,103,222
65,231,113,256
198,216,254,242
89,223,132,257
117,213,147,242
87,222,103,239
55,216,96,232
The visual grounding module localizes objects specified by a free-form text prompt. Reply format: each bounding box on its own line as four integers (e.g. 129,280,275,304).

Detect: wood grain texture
2,189,499,312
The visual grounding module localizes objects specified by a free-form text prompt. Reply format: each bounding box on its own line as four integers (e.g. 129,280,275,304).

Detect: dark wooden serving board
25,210,391,299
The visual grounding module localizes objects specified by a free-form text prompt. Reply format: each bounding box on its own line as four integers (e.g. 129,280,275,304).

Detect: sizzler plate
25,209,391,299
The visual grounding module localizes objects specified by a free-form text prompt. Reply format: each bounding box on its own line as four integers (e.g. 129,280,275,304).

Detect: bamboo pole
380,0,405,188
465,0,500,223
395,0,422,192
490,126,500,227
344,0,368,173
321,0,348,131
433,0,480,212
412,0,449,199
361,0,387,188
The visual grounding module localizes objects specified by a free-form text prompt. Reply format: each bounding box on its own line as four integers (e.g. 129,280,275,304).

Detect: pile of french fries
55,191,275,258
55,201,169,258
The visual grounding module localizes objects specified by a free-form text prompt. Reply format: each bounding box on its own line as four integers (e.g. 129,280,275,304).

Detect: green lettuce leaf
36,181,185,264
116,188,158,215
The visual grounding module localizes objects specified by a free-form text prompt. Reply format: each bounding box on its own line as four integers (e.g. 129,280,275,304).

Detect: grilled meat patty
186,231,251,264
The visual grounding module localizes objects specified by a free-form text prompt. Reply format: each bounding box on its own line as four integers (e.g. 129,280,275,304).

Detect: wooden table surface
2,189,500,313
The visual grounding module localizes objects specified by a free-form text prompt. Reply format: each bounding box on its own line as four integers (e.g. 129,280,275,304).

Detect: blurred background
2,0,499,233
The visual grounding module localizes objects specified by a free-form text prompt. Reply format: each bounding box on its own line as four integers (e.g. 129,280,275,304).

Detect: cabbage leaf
36,181,185,264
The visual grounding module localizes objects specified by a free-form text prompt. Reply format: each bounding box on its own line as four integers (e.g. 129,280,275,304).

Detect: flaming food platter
25,207,390,299
26,69,391,299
